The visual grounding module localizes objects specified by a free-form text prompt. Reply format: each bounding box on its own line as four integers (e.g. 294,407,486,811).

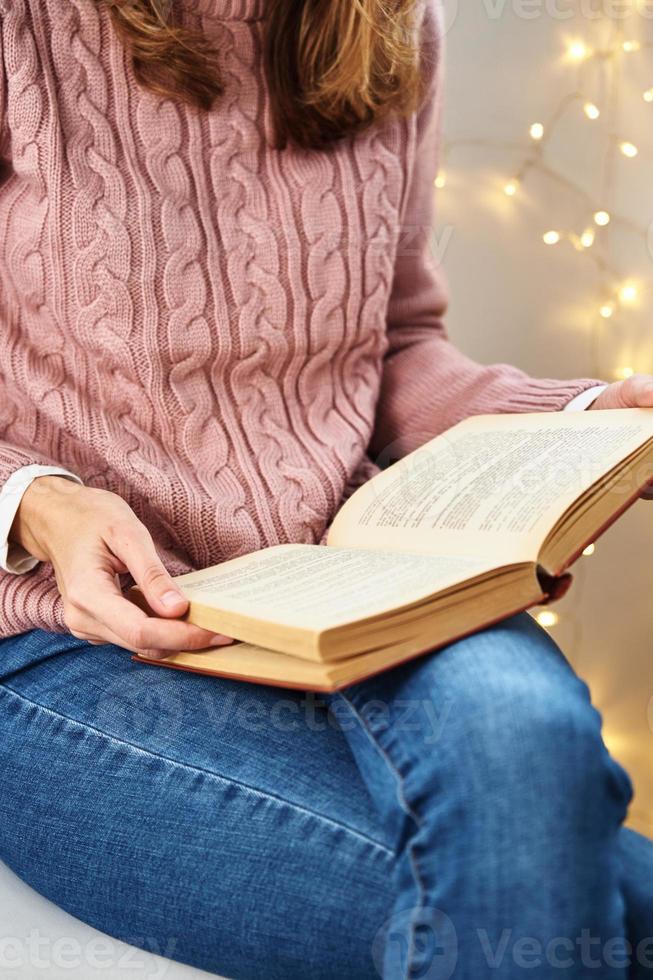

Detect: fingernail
160,590,183,608
210,635,234,647
140,651,168,661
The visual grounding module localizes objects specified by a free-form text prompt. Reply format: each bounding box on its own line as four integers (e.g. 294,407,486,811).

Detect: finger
71,621,177,660
591,376,653,411
618,375,653,409
70,566,233,655
102,520,195,621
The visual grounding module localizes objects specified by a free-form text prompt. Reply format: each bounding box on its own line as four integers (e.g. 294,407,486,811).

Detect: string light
620,141,639,158
536,610,559,629
434,172,447,189
568,40,590,61
617,367,636,379
441,25,650,365
582,544,596,557
619,282,638,304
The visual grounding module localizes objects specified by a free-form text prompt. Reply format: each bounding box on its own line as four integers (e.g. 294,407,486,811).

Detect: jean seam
334,691,428,980
0,682,395,859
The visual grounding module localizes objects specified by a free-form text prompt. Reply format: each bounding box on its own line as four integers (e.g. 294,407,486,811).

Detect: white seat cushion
0,861,222,979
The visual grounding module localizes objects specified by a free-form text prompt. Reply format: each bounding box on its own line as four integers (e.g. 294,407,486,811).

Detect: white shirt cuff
564,386,608,412
0,465,83,574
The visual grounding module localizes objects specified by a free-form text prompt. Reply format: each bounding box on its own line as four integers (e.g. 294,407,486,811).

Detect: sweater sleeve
0,440,71,486
370,2,603,460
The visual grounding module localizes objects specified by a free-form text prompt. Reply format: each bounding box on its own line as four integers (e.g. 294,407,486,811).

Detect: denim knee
340,615,633,831
426,618,634,822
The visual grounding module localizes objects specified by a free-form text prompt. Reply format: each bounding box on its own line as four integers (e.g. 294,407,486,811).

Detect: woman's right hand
10,476,233,660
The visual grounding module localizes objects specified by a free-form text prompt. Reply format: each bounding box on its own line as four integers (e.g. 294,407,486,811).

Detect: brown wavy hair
101,0,424,149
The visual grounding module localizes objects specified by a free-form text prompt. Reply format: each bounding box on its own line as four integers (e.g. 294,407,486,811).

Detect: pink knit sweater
0,0,600,636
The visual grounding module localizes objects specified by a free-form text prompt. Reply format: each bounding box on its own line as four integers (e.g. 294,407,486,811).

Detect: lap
0,614,589,846
0,630,389,844
0,632,395,979
0,615,646,976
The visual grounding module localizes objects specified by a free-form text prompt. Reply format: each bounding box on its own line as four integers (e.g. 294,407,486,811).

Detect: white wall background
439,0,653,835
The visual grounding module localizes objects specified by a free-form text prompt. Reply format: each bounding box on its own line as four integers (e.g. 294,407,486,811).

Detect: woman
0,0,652,976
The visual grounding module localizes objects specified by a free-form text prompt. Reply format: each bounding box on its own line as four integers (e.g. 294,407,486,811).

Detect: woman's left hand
589,374,653,412
589,374,653,498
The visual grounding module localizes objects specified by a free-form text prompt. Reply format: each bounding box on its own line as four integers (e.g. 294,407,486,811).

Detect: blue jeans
0,614,651,979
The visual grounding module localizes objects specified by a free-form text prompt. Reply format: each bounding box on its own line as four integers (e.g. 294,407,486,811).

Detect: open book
131,409,653,691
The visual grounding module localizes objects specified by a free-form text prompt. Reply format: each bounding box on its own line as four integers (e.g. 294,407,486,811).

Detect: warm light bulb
617,367,635,380
580,228,595,248
530,122,545,141
599,302,616,319
504,179,519,197
568,40,590,61
582,544,596,557
543,230,561,245
434,172,446,189
594,210,611,227
620,141,639,158
619,283,638,304
623,40,641,53
536,610,559,629
644,88,653,103
583,102,600,120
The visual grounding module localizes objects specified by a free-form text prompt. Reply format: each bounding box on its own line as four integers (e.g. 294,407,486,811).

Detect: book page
174,544,496,632
328,409,653,562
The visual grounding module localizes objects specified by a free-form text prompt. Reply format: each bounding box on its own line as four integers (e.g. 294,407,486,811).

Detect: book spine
536,567,574,605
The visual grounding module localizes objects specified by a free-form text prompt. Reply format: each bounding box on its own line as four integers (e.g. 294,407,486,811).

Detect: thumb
592,375,653,410
138,564,189,620
110,524,189,619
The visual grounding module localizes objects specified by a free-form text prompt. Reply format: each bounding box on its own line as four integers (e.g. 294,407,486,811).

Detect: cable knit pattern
0,0,602,636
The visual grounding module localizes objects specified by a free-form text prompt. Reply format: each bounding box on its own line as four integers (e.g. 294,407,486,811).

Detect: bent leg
1,622,645,979
0,631,396,979
330,613,635,979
